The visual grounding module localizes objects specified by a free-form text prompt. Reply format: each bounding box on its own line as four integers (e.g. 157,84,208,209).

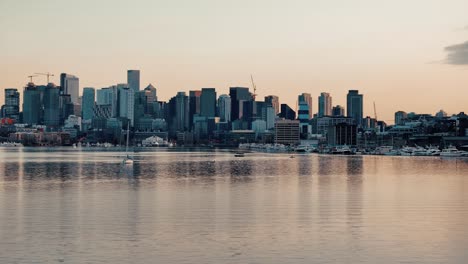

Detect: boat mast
126,121,130,154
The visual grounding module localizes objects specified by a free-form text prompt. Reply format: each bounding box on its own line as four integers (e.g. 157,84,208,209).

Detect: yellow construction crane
250,74,257,101
35,72,55,83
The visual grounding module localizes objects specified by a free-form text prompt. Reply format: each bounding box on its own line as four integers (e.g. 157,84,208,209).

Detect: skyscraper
229,87,251,121
2,88,20,121
60,73,79,104
189,90,202,128
200,88,216,117
318,92,332,117
22,83,42,125
127,70,140,92
217,94,231,122
265,95,280,115
298,93,312,119
43,83,60,127
175,92,189,132
118,87,135,126
82,87,95,121
347,90,364,127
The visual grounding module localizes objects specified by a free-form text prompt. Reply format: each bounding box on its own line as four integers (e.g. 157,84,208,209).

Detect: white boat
440,146,463,157
141,136,170,147
122,122,134,165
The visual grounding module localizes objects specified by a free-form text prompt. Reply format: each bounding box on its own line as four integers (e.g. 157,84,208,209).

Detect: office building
2,88,20,121
327,123,357,146
200,88,216,117
127,70,140,92
60,73,79,104
275,120,300,145
43,83,60,127
218,94,231,122
395,111,408,125
347,90,364,127
22,83,42,125
279,104,296,120
118,87,135,126
82,87,95,121
298,93,312,119
332,105,345,116
229,87,251,121
318,92,332,117
265,95,280,115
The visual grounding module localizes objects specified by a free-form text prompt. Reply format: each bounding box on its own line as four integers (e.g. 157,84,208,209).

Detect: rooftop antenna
35,72,55,83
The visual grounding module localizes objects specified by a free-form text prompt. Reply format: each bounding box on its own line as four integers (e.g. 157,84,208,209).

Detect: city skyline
1,0,468,122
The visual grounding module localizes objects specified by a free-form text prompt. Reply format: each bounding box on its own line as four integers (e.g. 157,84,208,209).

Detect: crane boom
27,75,37,83
35,72,55,83
250,74,257,100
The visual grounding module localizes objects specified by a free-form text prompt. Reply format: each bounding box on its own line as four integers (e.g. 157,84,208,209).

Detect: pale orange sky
1,0,467,123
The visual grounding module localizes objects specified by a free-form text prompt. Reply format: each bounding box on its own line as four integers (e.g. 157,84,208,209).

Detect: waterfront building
43,83,60,128
2,88,20,121
127,70,140,92
118,87,135,126
275,119,300,145
318,92,332,117
229,87,251,121
395,111,408,125
327,123,357,146
218,94,231,122
60,73,79,104
265,106,276,129
200,88,216,117
265,95,280,115
279,104,296,120
332,105,345,117
298,93,313,119
316,116,355,136
82,87,95,121
346,90,363,127
22,83,42,125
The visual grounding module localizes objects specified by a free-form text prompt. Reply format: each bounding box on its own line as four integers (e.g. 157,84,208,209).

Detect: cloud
444,41,468,65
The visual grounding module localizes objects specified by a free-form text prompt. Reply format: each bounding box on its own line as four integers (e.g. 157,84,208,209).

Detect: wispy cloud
444,41,468,65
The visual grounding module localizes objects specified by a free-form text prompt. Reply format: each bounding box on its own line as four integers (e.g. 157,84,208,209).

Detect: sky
1,0,467,123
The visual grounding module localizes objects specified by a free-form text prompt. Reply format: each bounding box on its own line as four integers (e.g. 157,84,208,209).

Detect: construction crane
250,74,257,101
373,101,378,121
35,72,55,83
27,75,37,83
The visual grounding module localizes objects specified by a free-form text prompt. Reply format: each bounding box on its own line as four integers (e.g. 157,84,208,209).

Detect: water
1,147,468,264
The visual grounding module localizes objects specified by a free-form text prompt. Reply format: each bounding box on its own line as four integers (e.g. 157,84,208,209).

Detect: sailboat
122,121,134,165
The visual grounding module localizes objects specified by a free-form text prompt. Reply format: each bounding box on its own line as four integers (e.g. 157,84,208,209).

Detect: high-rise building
346,90,364,127
60,73,79,104
229,87,251,121
279,104,296,120
332,105,345,116
127,70,140,92
175,92,189,132
265,106,276,129
43,83,60,127
2,88,20,121
118,87,135,126
200,88,216,117
22,83,42,125
82,87,95,121
218,94,231,122
298,93,312,119
265,95,280,115
189,90,202,128
318,92,332,117
144,83,157,102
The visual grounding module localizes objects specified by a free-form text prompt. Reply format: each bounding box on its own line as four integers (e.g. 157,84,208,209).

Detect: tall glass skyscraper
127,70,140,92
318,92,332,117
22,83,42,125
218,94,231,122
200,88,216,117
82,87,95,121
298,93,312,119
60,73,79,104
43,83,60,127
229,87,251,121
347,90,364,127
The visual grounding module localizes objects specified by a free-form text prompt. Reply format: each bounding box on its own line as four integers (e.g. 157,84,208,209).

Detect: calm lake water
0,147,468,264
